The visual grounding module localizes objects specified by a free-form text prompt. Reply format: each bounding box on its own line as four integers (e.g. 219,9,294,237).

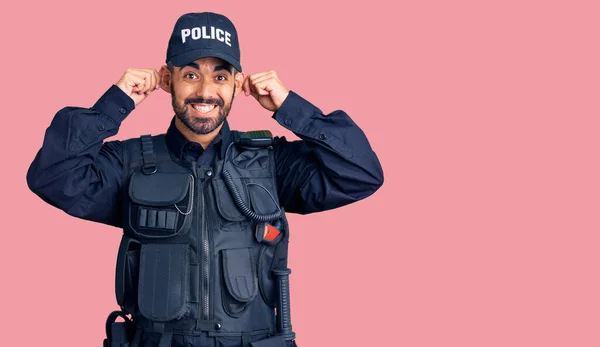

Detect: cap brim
170,48,242,72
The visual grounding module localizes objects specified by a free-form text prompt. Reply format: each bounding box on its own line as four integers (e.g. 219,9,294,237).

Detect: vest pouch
138,243,191,321
115,236,141,314
220,248,259,318
211,179,252,231
247,178,281,217
211,177,281,232
128,172,194,239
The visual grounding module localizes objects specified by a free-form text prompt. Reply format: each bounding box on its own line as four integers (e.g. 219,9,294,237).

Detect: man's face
164,57,243,135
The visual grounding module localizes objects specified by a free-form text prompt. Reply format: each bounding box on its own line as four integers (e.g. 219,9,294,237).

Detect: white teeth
193,104,216,113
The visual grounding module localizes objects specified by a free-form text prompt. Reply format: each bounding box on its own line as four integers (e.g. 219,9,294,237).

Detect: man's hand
115,68,161,106
242,70,290,112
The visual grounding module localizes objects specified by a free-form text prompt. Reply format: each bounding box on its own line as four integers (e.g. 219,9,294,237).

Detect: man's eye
185,73,198,79
216,75,227,81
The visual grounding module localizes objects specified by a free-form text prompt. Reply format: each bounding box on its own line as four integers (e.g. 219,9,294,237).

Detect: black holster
103,310,135,347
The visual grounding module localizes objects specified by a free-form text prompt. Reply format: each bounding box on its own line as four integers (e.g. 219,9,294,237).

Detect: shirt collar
165,116,233,160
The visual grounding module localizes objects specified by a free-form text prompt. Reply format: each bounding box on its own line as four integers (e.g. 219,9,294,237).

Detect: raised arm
27,68,160,227
272,91,384,214
26,86,134,227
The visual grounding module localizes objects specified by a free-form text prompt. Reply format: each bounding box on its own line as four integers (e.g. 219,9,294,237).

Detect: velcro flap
138,244,189,321
212,179,249,222
247,180,280,215
221,248,258,302
129,172,192,206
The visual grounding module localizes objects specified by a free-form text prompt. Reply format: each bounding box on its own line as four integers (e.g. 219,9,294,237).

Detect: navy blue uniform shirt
27,85,384,228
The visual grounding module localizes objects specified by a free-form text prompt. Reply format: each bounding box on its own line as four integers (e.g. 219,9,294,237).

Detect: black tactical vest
107,132,294,347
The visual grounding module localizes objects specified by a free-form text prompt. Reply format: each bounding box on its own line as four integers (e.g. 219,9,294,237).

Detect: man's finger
146,69,160,90
146,70,157,91
153,69,161,90
135,69,157,92
143,70,157,92
242,74,252,95
247,84,260,99
129,75,146,92
249,74,275,87
140,71,154,92
248,71,272,83
128,71,150,92
253,81,271,95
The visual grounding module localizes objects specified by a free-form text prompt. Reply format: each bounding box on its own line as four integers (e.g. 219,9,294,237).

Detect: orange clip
256,223,281,243
263,223,281,242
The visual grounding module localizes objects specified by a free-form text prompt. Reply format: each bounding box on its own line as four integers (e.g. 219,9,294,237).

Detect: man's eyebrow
214,64,234,74
184,62,200,70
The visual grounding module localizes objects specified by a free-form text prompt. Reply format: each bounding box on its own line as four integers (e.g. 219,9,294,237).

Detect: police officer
27,12,383,347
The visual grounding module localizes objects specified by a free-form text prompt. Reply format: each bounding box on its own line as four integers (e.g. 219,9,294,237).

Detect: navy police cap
166,12,242,72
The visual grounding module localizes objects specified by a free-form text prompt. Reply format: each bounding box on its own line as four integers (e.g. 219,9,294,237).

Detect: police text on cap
181,26,232,47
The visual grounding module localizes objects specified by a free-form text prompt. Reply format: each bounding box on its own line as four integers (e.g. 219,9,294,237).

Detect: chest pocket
211,177,282,233
211,178,251,232
127,172,194,238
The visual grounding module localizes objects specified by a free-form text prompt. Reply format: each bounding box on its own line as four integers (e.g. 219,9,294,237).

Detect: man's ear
159,65,172,92
234,72,244,97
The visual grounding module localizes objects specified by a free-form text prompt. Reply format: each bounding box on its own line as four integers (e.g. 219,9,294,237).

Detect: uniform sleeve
272,91,384,214
26,85,135,227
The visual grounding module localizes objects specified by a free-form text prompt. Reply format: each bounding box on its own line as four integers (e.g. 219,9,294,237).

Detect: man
27,12,383,347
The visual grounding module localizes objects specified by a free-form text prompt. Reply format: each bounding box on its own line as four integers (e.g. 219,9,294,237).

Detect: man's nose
194,80,217,99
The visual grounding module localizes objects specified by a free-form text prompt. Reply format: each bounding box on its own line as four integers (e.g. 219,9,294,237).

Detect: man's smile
190,103,218,116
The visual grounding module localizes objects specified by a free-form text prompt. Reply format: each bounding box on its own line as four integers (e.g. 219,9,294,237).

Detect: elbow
26,163,78,216
26,162,53,208
374,174,384,196
344,166,384,203
374,165,384,190
377,168,384,187
365,155,384,196
26,160,42,195
364,166,384,198
26,157,55,205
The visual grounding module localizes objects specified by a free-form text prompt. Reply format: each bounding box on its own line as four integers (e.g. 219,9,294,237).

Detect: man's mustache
185,97,224,107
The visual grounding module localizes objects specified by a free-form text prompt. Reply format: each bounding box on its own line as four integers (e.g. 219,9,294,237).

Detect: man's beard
171,85,235,135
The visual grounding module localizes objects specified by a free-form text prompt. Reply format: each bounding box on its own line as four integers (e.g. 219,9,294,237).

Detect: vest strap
140,135,157,175
130,329,142,347
249,335,288,347
130,322,173,347
242,332,251,347
135,316,226,334
158,331,173,347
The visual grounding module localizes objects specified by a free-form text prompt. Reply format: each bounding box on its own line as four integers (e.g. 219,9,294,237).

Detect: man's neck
174,117,223,149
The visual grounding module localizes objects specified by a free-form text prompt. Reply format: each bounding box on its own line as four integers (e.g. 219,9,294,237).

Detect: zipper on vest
189,160,203,320
191,161,210,321
201,179,210,320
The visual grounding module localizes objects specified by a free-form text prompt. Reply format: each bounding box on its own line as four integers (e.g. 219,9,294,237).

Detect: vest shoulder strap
122,134,171,174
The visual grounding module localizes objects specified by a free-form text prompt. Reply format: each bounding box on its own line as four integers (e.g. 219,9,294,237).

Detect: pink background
1,0,599,346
